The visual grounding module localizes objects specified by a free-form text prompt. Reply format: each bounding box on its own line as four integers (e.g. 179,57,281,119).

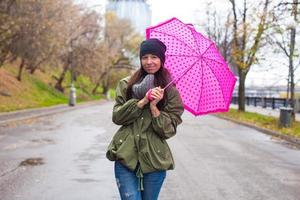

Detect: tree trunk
17,59,25,81
102,80,109,96
30,66,37,74
54,63,69,92
29,57,48,74
92,82,100,95
102,71,110,96
289,0,298,121
92,71,107,95
238,69,247,111
0,51,9,67
290,27,295,120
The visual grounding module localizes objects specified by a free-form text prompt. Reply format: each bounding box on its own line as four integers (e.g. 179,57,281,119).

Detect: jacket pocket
149,133,170,159
106,126,130,161
149,133,174,170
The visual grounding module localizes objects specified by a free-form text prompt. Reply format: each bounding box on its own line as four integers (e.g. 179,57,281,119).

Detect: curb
215,114,300,148
0,99,108,125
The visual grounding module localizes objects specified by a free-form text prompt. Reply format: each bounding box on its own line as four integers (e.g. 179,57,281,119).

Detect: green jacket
106,77,184,174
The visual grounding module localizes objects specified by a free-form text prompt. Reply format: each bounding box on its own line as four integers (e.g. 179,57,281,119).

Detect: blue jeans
114,161,166,200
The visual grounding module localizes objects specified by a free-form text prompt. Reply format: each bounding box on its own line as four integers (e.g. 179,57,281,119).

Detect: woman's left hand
150,87,164,106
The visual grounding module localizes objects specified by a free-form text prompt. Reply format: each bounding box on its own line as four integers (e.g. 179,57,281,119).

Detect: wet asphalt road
0,101,300,200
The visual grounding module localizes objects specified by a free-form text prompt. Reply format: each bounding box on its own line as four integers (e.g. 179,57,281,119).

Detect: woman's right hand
149,87,164,106
137,94,149,108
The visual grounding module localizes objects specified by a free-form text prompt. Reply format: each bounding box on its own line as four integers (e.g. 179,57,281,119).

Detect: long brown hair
126,64,172,109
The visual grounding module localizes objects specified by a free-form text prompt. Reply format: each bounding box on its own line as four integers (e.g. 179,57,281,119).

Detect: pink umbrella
146,17,237,116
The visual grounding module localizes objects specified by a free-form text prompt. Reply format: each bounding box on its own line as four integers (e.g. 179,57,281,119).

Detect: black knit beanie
139,38,167,64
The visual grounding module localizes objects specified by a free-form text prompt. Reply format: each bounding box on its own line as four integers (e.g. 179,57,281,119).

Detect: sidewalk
230,104,300,122
0,100,105,125
224,104,300,147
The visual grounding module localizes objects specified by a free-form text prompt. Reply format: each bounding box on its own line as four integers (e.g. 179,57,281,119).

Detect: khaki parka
106,76,184,174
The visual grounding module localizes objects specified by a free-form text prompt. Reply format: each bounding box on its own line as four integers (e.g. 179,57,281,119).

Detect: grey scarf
132,74,155,99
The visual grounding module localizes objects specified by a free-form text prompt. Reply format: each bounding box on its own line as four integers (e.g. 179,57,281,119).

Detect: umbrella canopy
146,17,237,116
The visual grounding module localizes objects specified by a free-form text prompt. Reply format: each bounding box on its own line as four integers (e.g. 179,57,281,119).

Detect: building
106,0,151,36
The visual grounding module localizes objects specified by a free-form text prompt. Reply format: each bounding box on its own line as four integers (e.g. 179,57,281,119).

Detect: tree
229,0,271,111
0,0,19,67
54,4,102,92
0,0,75,81
91,12,142,95
267,0,299,120
0,0,142,97
204,2,234,69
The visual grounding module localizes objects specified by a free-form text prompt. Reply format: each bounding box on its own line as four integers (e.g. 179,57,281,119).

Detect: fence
231,97,300,113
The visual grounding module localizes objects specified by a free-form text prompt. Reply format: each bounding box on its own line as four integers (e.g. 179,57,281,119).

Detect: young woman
106,38,184,200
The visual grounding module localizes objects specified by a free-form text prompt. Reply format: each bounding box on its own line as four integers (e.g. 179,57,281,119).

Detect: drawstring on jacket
136,165,144,191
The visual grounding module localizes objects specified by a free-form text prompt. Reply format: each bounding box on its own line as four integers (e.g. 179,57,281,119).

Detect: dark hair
126,64,172,109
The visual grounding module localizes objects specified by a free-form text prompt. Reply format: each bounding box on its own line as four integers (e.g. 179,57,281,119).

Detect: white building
106,0,151,36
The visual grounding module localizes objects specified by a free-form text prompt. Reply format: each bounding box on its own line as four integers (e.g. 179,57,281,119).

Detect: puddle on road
72,178,101,183
31,138,55,144
0,157,45,177
19,157,45,166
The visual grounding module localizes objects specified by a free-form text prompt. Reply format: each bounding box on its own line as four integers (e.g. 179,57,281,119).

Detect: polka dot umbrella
146,17,237,116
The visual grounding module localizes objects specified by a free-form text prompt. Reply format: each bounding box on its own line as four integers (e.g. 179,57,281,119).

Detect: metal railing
231,97,300,112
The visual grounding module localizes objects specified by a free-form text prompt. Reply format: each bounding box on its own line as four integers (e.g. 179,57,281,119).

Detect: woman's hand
137,95,149,108
149,87,164,107
148,87,164,117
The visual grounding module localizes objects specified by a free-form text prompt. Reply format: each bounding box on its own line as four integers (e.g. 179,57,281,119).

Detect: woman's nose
145,58,152,64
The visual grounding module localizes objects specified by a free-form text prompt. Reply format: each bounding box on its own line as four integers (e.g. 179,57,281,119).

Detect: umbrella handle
163,79,176,90
146,89,154,101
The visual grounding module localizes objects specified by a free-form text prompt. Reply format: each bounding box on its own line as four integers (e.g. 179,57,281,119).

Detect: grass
108,89,116,100
0,64,104,112
30,78,68,106
218,109,300,139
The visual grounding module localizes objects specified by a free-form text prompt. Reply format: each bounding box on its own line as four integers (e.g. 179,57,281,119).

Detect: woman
106,38,184,200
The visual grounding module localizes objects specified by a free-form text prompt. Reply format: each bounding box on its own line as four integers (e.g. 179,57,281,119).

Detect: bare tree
267,0,299,120
0,0,19,66
54,4,102,92
204,2,233,68
91,12,142,95
1,0,75,81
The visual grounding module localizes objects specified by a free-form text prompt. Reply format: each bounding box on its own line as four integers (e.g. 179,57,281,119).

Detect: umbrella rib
203,59,226,104
150,30,199,54
167,54,199,58
200,43,214,57
164,58,201,89
201,43,226,65
189,27,202,55
202,56,224,65
197,59,204,114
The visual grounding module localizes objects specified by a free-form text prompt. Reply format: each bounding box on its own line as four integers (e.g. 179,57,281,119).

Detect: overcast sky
81,0,231,25
149,0,230,25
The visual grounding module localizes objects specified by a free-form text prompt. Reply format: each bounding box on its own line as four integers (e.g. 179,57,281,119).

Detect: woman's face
141,54,161,74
